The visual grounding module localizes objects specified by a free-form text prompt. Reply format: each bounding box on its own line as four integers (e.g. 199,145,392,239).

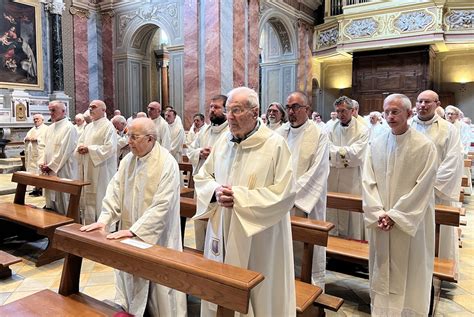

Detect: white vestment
326,118,339,131
38,118,78,215
267,121,283,131
369,123,388,144
75,123,86,139
168,119,185,162
185,123,208,146
24,123,47,174
412,115,463,279
363,128,436,316
327,118,369,239
116,130,130,164
187,121,229,250
97,143,186,317
152,116,171,150
76,117,117,224
193,124,296,317
277,120,330,289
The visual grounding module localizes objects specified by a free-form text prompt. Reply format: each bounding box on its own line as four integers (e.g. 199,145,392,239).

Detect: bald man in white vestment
76,100,117,224
81,118,186,317
38,101,78,215
327,96,369,240
412,90,463,279
187,94,229,250
147,101,171,151
277,91,329,289
24,114,47,174
194,87,296,317
363,94,436,316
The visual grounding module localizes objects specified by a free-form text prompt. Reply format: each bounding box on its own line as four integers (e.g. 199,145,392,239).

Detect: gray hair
384,94,412,110
75,113,84,120
445,105,460,115
131,118,157,140
111,115,126,124
227,87,259,109
369,111,381,119
266,102,288,123
334,96,354,109
352,99,360,110
50,100,66,111
288,91,309,106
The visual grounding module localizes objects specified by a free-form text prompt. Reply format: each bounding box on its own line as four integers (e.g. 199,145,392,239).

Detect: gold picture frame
0,0,43,90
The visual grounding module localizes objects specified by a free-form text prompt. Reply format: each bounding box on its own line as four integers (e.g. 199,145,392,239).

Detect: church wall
183,0,199,129
72,13,89,113
436,51,474,119
320,61,352,119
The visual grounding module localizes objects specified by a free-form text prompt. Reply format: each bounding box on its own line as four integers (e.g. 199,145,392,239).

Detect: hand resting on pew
80,222,135,239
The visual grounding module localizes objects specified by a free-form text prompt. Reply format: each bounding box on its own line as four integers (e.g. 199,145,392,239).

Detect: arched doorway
259,11,298,113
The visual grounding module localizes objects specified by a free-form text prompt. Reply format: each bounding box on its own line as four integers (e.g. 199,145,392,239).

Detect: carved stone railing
314,1,474,56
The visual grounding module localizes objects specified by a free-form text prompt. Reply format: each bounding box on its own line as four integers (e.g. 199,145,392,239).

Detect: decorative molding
318,27,338,48
345,18,378,38
394,10,434,32
48,0,66,15
69,6,90,19
446,10,474,30
268,18,292,54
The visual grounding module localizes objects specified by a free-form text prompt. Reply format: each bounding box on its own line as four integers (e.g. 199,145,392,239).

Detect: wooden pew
464,159,472,168
180,197,344,316
11,171,89,222
461,176,468,187
326,192,460,282
179,162,194,189
0,250,21,279
0,223,264,316
0,171,89,266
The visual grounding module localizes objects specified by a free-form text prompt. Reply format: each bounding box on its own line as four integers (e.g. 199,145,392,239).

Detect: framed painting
0,0,43,90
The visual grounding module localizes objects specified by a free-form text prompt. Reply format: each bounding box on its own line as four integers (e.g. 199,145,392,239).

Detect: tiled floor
0,177,473,316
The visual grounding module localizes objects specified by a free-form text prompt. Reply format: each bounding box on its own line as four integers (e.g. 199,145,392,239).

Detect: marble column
49,0,66,92
71,8,89,113
204,1,221,111
101,11,115,117
297,20,313,103
183,0,199,129
155,50,170,108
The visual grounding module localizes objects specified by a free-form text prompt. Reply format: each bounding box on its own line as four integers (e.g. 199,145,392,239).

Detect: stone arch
259,9,298,112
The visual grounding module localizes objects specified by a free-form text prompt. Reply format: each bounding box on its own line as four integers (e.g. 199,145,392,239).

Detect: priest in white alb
187,94,229,250
411,90,463,280
327,96,369,240
165,108,185,162
193,87,296,316
38,101,78,215
363,93,436,316
76,100,117,224
147,101,171,150
24,114,48,195
80,118,186,317
277,91,329,289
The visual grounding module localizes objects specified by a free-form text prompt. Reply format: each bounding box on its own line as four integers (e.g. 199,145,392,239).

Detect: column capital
42,0,66,15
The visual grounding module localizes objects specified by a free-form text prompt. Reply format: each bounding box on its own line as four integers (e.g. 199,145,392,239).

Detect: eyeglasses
226,107,251,116
416,99,438,104
335,108,351,114
127,134,150,141
285,103,304,111
445,112,458,116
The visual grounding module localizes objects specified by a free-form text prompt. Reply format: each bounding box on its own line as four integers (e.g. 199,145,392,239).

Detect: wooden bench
461,176,468,187
464,159,472,168
179,162,194,189
327,192,460,282
0,171,89,266
3,222,266,316
180,197,344,316
0,250,21,278
11,171,89,222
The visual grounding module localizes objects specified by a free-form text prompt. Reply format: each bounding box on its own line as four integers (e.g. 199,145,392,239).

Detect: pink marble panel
73,15,89,114
101,14,114,118
183,0,199,129
248,0,260,92
233,1,245,87
204,2,221,106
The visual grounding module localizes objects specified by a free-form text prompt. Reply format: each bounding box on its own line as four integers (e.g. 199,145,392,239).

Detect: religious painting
0,0,43,90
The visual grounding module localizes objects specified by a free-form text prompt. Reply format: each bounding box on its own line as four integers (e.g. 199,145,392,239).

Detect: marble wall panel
101,13,114,117
248,0,260,92
88,12,99,101
220,0,233,95
204,1,221,106
73,14,89,114
183,0,199,129
233,0,245,87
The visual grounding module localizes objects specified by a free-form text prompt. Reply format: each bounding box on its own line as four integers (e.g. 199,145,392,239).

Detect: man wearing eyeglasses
327,96,369,240
147,101,171,151
75,99,117,224
80,117,187,317
194,87,296,316
412,90,463,282
277,91,329,289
